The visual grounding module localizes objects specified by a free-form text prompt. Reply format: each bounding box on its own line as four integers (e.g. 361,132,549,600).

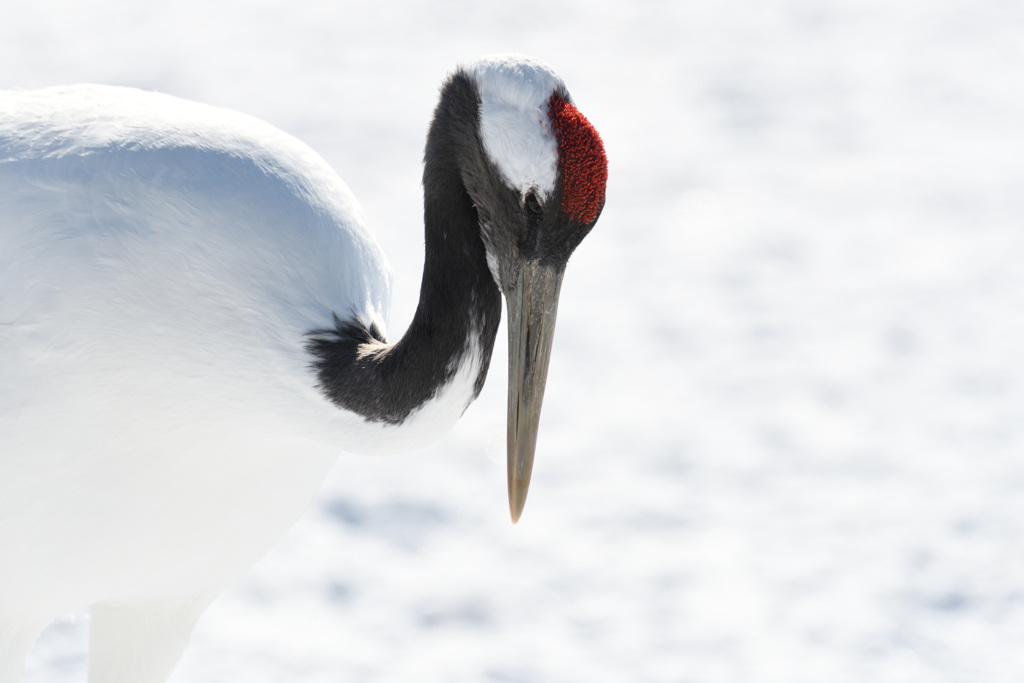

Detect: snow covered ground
5,1,1024,681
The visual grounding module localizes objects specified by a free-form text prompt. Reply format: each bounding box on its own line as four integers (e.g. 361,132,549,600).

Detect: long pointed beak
505,260,565,524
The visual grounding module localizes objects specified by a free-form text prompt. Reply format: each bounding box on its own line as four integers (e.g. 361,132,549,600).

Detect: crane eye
524,192,543,219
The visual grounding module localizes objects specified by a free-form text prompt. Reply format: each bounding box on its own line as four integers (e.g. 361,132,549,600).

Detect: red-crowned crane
0,54,607,683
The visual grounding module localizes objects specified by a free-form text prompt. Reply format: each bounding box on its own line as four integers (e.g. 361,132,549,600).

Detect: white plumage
469,55,563,198
0,55,607,682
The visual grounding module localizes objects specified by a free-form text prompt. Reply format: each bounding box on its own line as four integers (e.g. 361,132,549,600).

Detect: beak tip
508,487,528,524
509,503,524,525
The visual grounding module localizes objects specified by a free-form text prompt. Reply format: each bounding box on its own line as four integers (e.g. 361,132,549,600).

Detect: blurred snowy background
4,1,1024,681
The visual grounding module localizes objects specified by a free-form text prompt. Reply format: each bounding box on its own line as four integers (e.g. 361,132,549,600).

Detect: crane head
463,55,608,523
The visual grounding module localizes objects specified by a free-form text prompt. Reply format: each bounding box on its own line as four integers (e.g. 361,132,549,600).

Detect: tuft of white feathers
466,54,565,201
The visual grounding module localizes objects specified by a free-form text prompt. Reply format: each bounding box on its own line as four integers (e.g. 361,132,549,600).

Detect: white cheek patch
477,220,506,291
468,54,566,199
484,243,503,291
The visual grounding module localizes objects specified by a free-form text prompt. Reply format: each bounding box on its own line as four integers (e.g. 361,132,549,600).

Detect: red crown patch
548,94,608,226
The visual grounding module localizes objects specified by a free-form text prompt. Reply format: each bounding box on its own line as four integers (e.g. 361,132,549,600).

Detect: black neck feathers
306,73,502,424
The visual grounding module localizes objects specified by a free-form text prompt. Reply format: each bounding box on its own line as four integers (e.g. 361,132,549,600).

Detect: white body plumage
0,85,483,677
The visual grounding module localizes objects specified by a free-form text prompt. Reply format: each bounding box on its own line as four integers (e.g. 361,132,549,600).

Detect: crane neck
306,74,502,426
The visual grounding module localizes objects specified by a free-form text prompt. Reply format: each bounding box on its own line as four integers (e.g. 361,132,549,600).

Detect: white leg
87,596,212,683
0,620,44,683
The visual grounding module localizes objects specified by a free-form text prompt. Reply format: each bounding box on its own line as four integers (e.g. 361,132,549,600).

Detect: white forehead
466,54,567,199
